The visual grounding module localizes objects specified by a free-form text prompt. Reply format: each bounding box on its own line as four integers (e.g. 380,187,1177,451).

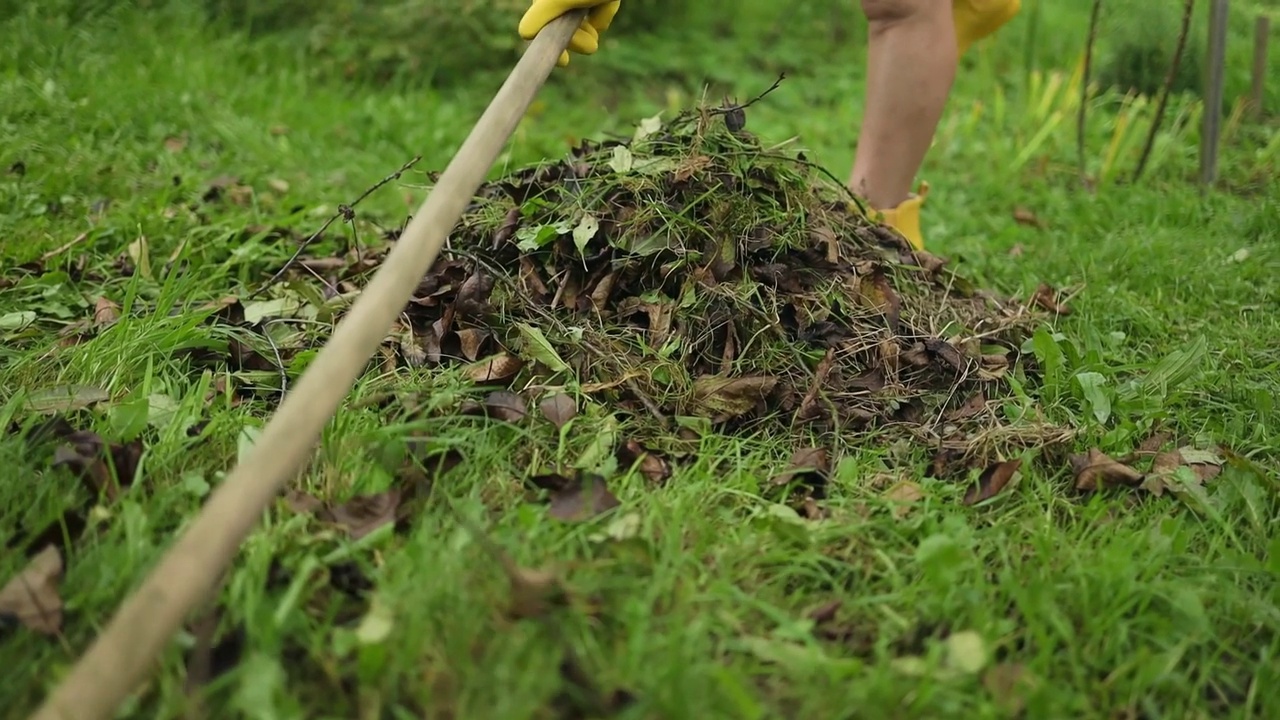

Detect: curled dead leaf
285,488,403,539
327,490,403,539
93,297,120,326
1030,283,1071,315
691,374,777,419
616,439,671,483
772,447,831,490
455,271,495,319
465,353,523,384
456,328,489,362
963,458,1022,505
1070,449,1142,491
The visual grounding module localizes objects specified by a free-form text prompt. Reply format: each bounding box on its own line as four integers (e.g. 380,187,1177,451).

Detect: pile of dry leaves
241,102,1076,468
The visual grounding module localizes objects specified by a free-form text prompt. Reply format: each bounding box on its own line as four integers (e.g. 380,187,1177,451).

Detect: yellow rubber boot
869,182,929,251
953,0,1022,57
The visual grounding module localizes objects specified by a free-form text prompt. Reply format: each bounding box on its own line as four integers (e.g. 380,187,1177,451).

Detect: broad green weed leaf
515,221,570,252
1074,371,1112,424
1142,335,1208,397
516,322,568,372
0,311,36,330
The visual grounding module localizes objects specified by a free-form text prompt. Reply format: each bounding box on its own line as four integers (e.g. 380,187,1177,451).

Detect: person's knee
860,0,948,28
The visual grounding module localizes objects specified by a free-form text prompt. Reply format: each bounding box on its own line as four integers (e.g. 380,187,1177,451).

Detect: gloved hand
953,0,1021,57
518,1,621,67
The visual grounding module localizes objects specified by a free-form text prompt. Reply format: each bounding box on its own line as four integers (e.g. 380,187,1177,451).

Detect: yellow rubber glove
518,1,621,67
953,0,1021,57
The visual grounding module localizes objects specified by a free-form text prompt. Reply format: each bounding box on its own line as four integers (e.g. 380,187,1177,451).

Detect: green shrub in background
1096,0,1204,98
199,0,696,85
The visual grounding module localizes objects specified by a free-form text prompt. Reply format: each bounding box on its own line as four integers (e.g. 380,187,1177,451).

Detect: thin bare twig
250,156,421,298
1078,0,1104,185
1132,0,1196,183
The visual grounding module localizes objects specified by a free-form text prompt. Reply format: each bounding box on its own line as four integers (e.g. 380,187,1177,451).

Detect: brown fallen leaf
399,326,427,368
810,224,839,263
285,488,403,539
163,135,187,153
908,249,948,274
328,489,403,539
456,328,490,361
616,439,672,483
0,545,64,635
483,391,528,423
1141,447,1224,496
946,392,987,421
691,374,777,419
673,153,713,183
1012,207,1045,229
861,266,902,333
466,353,523,384
283,489,325,514
772,447,830,491
806,599,843,625
1030,283,1071,315
1007,243,1026,258
884,480,925,518
1070,448,1142,491
454,271,495,319
1134,430,1172,458
51,430,144,502
983,663,1035,715
548,474,620,522
539,392,577,429
924,337,966,371
527,472,577,494
93,296,120,326
963,459,1022,505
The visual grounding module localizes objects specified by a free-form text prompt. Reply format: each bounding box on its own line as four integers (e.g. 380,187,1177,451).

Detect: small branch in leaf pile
1132,0,1196,183
710,73,787,132
251,155,422,297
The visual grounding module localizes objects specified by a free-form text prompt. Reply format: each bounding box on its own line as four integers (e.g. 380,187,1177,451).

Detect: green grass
3,1,1279,718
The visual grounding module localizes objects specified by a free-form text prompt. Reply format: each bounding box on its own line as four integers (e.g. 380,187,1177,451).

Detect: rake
28,10,589,720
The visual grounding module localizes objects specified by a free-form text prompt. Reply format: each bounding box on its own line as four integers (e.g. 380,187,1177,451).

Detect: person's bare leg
848,0,957,210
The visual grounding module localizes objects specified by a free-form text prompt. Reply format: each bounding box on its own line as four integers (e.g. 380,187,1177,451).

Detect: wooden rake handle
29,10,589,720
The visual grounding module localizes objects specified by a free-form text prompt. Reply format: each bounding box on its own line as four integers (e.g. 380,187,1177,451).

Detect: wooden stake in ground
1200,0,1230,188
1132,0,1196,183
1250,14,1271,119
28,10,588,720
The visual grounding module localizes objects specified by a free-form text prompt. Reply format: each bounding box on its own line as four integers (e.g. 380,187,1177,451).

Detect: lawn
2,1,1279,718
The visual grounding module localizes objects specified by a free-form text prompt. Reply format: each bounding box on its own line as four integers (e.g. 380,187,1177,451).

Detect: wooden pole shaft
28,10,588,720
1201,0,1230,187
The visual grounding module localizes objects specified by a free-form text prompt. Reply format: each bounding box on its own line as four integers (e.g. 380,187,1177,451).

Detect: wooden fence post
1200,0,1230,188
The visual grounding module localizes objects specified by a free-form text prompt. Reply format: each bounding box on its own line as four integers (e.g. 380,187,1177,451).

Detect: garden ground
2,1,1278,718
